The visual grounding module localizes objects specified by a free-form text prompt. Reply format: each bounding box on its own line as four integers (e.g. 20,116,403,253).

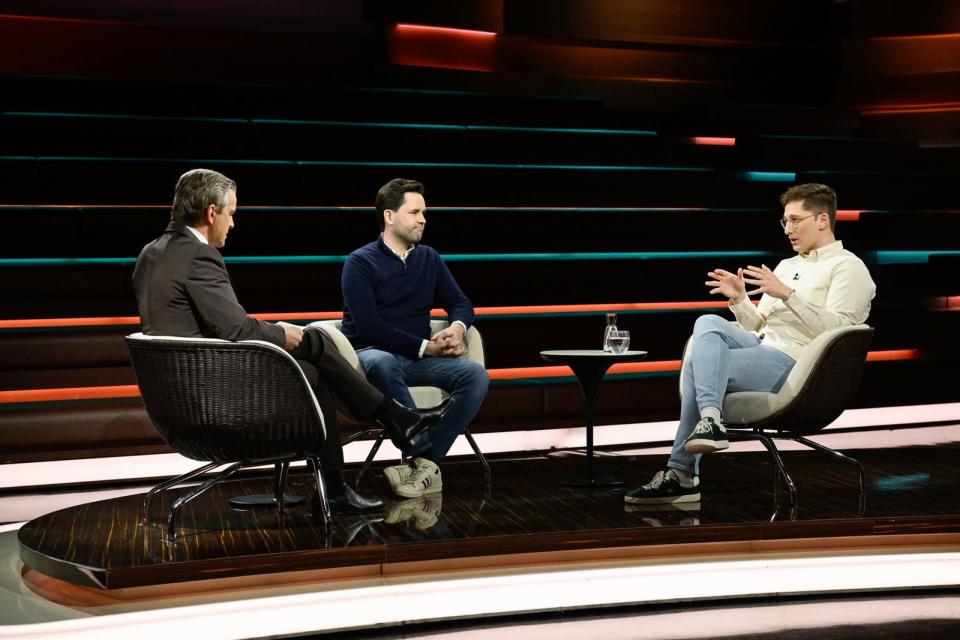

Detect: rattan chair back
125,334,327,463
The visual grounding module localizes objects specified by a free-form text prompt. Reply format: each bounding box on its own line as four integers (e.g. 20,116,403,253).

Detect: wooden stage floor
16,441,960,591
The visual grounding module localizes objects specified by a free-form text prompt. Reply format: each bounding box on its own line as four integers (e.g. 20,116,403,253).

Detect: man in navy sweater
341,178,489,498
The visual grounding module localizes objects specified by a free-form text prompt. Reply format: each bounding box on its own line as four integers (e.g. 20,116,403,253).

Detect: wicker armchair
125,333,333,539
310,319,490,486
681,323,874,506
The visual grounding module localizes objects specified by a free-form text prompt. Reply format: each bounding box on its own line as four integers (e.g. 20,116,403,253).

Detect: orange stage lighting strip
0,385,141,403
488,360,683,381
0,301,734,330
0,350,921,404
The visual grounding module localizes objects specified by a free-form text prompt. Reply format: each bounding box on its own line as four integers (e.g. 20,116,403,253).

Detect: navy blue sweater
341,237,474,359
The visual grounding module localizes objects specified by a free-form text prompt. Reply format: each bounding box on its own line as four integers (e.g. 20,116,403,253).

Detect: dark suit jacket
133,222,284,346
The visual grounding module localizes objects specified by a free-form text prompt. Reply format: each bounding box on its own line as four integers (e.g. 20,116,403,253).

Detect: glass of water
607,330,630,354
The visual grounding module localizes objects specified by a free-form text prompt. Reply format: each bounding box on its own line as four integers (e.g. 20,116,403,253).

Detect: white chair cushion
308,319,485,409
723,324,871,424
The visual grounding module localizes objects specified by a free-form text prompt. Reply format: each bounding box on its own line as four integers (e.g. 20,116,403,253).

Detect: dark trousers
289,328,384,474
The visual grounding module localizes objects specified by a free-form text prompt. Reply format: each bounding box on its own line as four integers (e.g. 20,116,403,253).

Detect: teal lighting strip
4,112,657,137
872,251,960,264
15,250,960,267
0,251,774,268
741,171,797,182
0,155,709,173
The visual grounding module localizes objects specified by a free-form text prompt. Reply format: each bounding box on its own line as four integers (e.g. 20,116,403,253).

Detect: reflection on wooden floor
17,444,960,590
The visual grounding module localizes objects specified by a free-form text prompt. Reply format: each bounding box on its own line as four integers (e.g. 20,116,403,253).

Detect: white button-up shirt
729,240,876,360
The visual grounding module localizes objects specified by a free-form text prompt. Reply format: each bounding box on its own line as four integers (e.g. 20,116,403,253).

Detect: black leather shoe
377,397,454,453
327,484,384,514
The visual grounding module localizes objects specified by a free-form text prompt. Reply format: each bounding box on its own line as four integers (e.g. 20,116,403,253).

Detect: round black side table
540,349,648,487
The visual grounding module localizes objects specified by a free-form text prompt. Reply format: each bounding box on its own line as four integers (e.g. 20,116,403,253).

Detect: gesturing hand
742,264,793,300
706,268,748,303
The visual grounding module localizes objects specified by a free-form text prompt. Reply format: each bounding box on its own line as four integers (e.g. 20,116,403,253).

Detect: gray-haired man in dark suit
133,168,451,513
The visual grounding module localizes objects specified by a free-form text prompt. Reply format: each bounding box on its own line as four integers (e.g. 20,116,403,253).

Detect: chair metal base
558,471,624,488
141,456,332,540
727,429,866,510
229,494,306,509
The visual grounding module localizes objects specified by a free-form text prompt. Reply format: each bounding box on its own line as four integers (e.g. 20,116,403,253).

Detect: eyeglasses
779,213,818,229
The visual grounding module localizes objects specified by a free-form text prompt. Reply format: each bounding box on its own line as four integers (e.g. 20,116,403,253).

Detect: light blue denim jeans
667,314,796,476
356,348,489,462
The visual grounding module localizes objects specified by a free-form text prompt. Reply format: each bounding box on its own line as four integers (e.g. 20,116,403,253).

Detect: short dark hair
171,168,237,226
375,178,424,231
780,183,837,232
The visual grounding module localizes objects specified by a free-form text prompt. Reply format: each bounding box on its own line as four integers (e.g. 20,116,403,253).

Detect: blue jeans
668,314,796,476
356,348,489,462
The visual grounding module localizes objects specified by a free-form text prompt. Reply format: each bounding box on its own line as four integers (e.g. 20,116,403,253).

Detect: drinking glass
607,330,630,354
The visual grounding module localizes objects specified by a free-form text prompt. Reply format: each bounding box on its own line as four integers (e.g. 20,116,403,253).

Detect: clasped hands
706,265,793,304
425,324,467,357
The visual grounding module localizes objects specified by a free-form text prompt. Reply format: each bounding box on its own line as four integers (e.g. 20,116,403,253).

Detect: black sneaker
624,469,700,504
682,417,729,454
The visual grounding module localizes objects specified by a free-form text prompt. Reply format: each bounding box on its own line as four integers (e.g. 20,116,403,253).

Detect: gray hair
170,168,237,226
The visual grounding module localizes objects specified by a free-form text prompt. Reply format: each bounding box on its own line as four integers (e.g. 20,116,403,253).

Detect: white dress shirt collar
185,225,208,245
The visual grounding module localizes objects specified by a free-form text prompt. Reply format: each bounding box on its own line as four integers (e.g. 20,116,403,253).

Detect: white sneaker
384,495,443,531
383,461,415,491
394,457,442,498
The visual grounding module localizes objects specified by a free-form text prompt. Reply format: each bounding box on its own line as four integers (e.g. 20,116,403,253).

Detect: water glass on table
606,330,630,354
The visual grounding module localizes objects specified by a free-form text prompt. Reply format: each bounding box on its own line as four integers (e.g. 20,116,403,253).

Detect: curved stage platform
15,443,960,595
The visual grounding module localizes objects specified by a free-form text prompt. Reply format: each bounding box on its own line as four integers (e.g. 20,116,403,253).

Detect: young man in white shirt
625,183,876,505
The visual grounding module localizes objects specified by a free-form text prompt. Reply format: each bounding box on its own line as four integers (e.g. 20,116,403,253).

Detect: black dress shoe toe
379,397,455,453
328,484,384,514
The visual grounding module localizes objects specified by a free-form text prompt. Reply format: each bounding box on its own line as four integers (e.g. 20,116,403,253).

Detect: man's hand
706,268,748,303
743,264,793,300
278,321,303,350
429,324,467,357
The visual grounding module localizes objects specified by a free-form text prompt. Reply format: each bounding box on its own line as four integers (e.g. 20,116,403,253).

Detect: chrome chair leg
464,428,492,486
792,435,865,493
729,431,798,506
354,432,386,487
141,461,219,526
167,462,242,540
754,434,798,506
308,457,332,527
274,461,291,514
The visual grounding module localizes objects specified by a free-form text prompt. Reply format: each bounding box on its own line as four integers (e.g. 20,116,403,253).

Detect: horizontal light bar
0,251,775,267
741,171,797,182
0,205,769,214
835,209,863,221
395,22,498,38
3,111,657,137
0,155,715,173
873,250,960,264
0,349,920,405
688,136,736,146
0,301,736,330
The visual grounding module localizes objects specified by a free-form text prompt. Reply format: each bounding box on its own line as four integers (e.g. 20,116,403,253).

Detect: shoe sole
625,502,702,512
624,492,700,504
394,482,443,499
683,438,729,454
